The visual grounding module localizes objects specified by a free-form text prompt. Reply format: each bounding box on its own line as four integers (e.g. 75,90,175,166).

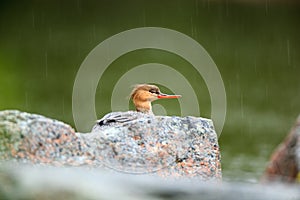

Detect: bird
93,84,181,128
130,84,181,114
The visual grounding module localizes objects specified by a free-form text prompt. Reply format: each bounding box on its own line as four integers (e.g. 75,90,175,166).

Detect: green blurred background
0,0,299,182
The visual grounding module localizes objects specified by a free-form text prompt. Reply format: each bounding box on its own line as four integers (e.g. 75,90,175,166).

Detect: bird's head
130,84,181,114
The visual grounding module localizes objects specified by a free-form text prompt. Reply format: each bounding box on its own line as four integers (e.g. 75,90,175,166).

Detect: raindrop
93,24,96,41
254,58,257,75
265,85,269,99
265,0,269,15
45,51,48,79
62,96,65,117
25,92,29,109
48,28,52,41
190,17,194,37
77,0,82,14
226,0,229,16
31,10,35,28
215,35,219,55
240,92,244,119
143,8,146,26
195,0,199,16
77,40,81,58
287,39,290,66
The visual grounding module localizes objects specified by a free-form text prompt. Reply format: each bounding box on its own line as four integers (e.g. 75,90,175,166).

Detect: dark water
0,0,300,182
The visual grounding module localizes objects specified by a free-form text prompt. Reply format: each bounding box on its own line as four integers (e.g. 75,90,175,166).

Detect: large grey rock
91,111,221,179
0,110,92,165
0,110,221,180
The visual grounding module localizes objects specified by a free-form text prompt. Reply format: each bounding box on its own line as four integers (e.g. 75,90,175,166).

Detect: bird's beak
157,93,182,99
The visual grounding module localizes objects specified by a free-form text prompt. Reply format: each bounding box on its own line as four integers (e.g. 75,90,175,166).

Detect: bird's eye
149,89,159,94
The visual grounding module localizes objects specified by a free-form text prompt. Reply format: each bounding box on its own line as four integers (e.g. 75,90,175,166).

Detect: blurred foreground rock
0,110,221,180
262,115,300,182
0,163,299,200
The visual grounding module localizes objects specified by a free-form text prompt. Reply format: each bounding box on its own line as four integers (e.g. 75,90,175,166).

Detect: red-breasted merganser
94,84,181,127
130,84,181,114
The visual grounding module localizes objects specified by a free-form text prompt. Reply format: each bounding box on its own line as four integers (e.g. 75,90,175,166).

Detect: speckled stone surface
0,110,221,180
0,110,93,166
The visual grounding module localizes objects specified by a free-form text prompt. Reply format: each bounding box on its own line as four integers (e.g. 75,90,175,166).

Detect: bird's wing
95,111,140,126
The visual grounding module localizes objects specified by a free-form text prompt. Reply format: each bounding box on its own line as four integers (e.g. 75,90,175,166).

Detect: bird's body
94,84,181,128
